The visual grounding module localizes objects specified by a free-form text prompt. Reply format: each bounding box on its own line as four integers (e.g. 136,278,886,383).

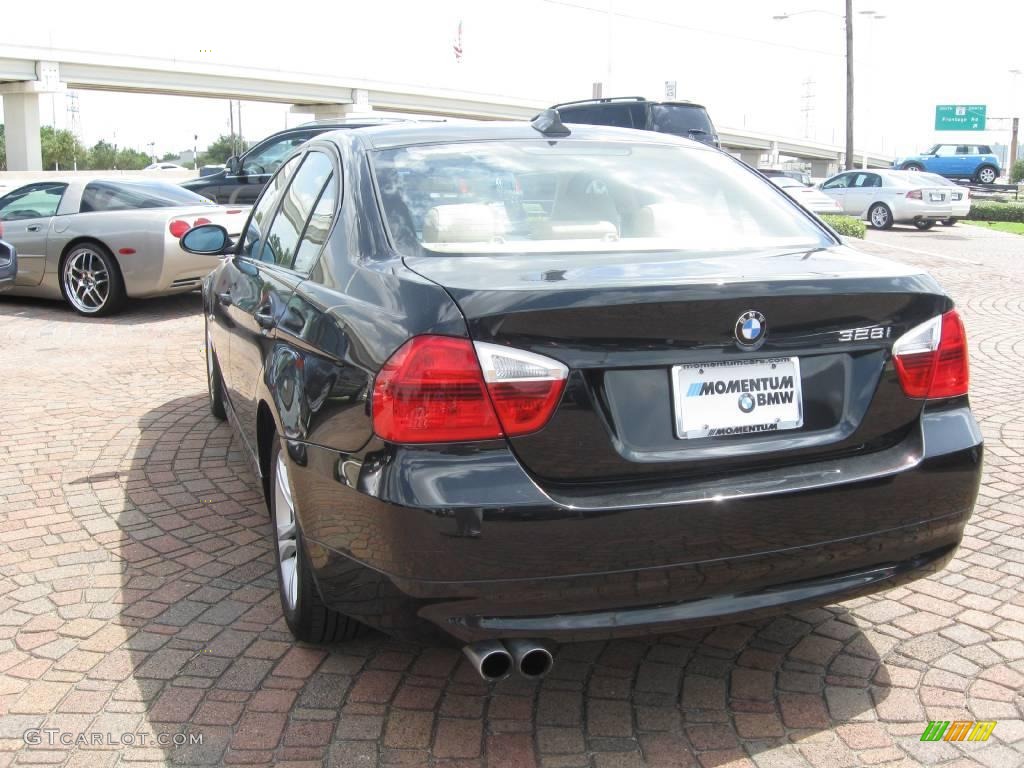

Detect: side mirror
226,156,242,175
0,239,15,263
181,224,233,255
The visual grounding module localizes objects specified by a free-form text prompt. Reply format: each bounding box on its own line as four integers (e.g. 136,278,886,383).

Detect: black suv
550,96,721,148
182,118,410,204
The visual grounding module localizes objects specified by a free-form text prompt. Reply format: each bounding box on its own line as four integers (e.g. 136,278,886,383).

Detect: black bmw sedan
182,115,982,681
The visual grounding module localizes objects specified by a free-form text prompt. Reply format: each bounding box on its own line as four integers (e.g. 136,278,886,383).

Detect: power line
542,0,843,58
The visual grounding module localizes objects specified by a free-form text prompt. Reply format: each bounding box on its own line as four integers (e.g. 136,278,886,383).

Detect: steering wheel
245,164,266,176
10,209,43,220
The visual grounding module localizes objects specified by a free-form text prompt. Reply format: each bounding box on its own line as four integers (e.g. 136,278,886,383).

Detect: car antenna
530,109,571,137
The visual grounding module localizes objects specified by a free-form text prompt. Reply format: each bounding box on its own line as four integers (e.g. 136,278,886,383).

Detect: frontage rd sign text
935,105,986,131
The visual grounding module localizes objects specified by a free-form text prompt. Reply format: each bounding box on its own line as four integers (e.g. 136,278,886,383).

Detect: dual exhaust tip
462,639,553,682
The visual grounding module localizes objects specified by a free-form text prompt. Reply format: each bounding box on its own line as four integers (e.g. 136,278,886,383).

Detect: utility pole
228,102,236,157
800,78,816,138
1011,117,1020,175
845,0,854,170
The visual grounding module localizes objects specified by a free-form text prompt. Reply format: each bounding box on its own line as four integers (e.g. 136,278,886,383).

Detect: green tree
159,151,179,163
40,126,86,170
116,147,152,170
1011,159,1024,184
87,140,117,170
200,134,248,166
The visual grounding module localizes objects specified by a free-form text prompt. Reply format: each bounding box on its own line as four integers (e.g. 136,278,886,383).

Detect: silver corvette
0,178,247,316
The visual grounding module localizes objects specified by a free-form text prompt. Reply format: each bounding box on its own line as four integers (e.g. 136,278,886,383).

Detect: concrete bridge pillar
291,89,373,121
737,149,763,167
1,63,65,171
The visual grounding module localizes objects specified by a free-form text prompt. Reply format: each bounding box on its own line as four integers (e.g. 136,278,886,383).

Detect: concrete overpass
0,46,891,173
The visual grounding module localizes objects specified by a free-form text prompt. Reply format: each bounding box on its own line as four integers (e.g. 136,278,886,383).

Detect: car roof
328,120,712,151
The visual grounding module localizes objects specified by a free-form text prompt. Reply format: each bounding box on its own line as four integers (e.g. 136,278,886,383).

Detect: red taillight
893,310,969,399
169,220,190,238
371,336,567,444
193,217,211,227
906,189,923,200
0,221,4,237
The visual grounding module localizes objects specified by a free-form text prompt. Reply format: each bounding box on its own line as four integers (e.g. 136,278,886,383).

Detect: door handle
27,225,42,232
217,292,233,307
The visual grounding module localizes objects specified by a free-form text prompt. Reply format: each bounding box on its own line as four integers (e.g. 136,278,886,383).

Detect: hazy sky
3,0,1023,160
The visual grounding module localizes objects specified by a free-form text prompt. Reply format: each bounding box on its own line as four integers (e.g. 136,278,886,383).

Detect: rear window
557,103,646,129
80,181,212,212
649,104,713,138
373,140,831,256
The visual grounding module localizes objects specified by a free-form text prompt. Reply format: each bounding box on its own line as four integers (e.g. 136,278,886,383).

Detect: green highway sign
935,104,986,131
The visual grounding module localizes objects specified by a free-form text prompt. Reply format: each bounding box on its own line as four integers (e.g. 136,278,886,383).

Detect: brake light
193,217,211,227
892,310,969,399
906,189,923,200
371,336,567,443
169,220,190,238
0,221,4,237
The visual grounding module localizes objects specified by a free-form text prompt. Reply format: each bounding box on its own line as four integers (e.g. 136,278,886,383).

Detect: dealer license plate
671,358,803,440
930,193,944,202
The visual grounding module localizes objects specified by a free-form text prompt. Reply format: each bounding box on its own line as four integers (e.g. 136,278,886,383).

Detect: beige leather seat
422,204,509,243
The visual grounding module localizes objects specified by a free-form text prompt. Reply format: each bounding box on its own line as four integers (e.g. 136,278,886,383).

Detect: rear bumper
291,403,982,642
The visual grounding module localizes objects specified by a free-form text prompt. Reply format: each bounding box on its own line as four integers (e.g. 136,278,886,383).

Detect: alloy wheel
63,249,110,313
979,168,996,184
871,206,889,228
274,453,299,611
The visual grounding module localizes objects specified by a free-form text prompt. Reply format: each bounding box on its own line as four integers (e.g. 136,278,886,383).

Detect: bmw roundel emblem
738,393,756,413
735,310,767,347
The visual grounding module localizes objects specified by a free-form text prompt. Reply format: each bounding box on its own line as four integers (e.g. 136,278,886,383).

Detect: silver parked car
819,169,953,230
0,179,246,316
769,176,843,214
918,173,971,226
0,239,16,292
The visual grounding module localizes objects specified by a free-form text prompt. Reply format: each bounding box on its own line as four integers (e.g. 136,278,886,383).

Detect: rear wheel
942,218,957,227
60,243,126,317
868,203,893,230
975,166,997,184
902,163,924,172
269,440,364,643
914,220,935,230
205,316,227,421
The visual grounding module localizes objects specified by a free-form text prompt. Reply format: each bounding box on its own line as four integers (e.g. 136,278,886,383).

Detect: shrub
967,201,1024,222
820,214,866,239
1011,159,1024,184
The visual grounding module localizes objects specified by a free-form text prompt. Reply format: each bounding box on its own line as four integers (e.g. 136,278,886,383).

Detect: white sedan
819,169,953,230
769,176,843,214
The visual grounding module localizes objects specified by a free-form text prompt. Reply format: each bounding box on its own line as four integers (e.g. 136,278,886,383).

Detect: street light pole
773,4,871,171
844,0,854,170
1010,69,1021,176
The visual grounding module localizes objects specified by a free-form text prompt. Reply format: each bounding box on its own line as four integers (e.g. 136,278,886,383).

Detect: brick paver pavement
1,223,1022,767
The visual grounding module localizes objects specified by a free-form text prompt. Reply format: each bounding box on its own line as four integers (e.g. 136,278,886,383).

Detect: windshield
373,140,832,256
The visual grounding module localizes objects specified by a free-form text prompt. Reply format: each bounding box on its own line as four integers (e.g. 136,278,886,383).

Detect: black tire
913,220,935,230
942,218,957,227
205,315,227,421
60,242,126,317
902,163,925,172
868,203,894,230
974,165,998,184
268,439,364,643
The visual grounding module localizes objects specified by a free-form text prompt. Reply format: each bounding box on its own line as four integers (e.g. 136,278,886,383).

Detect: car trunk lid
405,244,950,485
